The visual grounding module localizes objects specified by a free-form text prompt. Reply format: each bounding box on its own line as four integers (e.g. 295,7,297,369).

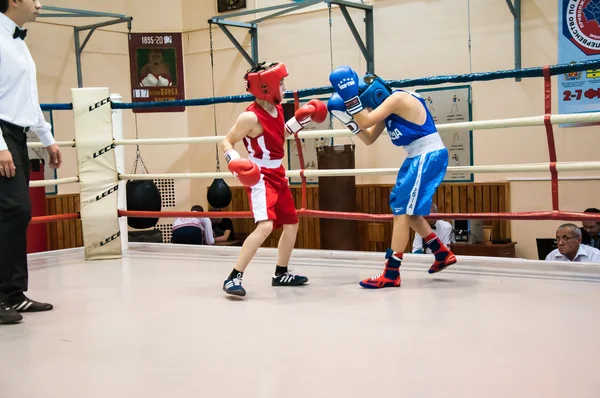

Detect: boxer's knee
253,220,274,239
282,222,299,234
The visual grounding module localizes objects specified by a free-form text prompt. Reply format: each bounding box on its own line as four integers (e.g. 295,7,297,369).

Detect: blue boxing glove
329,66,363,115
327,93,360,134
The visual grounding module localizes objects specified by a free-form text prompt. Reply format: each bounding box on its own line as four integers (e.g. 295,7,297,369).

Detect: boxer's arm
355,121,386,146
220,111,259,153
221,111,262,187
354,91,426,130
352,93,400,129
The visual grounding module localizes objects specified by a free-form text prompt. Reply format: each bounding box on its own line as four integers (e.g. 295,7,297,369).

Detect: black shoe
272,270,308,286
7,296,53,313
0,303,23,324
223,274,246,297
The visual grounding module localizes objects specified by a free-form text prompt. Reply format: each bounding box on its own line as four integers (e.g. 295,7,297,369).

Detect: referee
0,0,62,325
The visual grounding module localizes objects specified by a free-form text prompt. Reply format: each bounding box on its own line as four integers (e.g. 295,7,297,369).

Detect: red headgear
244,62,288,105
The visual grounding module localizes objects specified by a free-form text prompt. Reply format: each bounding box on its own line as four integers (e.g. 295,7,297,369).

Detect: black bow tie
13,26,27,40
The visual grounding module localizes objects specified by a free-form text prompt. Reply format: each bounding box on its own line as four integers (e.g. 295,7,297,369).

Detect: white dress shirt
545,244,600,263
412,220,454,254
172,217,215,245
0,13,54,151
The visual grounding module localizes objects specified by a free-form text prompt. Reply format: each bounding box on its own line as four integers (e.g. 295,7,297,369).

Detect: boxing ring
5,61,600,397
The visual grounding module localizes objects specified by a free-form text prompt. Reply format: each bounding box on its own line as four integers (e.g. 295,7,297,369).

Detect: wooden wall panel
45,194,82,251
44,182,511,253
227,182,511,252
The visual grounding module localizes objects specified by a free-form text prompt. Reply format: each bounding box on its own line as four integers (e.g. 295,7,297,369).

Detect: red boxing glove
285,99,328,134
225,149,261,187
294,99,328,123
305,99,328,123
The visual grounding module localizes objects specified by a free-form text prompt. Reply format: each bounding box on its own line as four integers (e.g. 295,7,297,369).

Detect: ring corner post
72,87,122,260
110,93,128,253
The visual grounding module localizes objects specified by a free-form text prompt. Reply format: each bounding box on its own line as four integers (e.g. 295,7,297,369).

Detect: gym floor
1,244,599,398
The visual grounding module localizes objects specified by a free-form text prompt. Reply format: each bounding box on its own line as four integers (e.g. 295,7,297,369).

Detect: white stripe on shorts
250,175,269,222
406,154,427,216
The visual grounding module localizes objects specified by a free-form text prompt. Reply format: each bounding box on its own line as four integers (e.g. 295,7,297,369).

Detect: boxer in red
220,62,327,297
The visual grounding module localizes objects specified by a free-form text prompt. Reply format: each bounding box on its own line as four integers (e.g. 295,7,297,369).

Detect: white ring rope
118,161,600,181
114,136,224,146
110,111,600,146
31,110,600,188
29,176,79,187
31,111,600,148
27,140,75,149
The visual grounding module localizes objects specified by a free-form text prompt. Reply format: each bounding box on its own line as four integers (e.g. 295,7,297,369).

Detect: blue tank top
385,90,437,147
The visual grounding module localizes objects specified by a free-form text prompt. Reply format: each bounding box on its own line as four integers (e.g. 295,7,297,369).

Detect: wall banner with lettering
128,33,185,113
416,85,473,182
558,0,600,125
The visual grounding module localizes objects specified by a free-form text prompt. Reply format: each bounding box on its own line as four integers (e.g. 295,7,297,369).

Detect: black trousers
0,121,31,303
171,227,204,245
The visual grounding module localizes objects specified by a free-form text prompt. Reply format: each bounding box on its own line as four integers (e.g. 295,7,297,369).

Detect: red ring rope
292,90,308,209
543,65,560,211
119,210,600,222
30,213,80,225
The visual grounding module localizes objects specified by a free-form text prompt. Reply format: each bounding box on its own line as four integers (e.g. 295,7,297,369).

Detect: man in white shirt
171,205,215,245
545,223,600,263
412,204,453,254
0,0,62,325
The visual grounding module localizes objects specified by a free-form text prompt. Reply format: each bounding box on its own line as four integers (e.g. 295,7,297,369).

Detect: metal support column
365,6,375,73
328,0,374,73
74,27,83,89
208,19,257,67
38,7,132,88
250,27,259,65
505,0,522,81
210,0,374,70
72,18,132,88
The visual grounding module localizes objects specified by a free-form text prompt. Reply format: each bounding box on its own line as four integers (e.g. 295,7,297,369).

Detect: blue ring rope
41,59,600,112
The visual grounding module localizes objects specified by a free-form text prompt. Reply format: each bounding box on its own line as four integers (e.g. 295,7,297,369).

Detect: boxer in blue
328,66,456,288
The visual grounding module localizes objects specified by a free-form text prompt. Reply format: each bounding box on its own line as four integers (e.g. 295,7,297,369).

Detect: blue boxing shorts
389,133,448,216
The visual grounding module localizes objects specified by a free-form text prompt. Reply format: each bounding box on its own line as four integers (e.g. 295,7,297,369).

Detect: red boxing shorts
245,165,298,228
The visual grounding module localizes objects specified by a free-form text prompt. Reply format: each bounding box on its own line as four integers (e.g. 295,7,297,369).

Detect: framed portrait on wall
128,33,186,113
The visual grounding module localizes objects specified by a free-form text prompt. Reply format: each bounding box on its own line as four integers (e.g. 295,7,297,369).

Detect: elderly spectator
545,223,600,263
172,205,215,245
581,208,600,249
412,204,453,254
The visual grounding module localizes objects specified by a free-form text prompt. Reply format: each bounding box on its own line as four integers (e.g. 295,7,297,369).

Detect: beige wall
26,0,599,258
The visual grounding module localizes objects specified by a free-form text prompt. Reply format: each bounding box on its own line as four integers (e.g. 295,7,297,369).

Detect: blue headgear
358,74,392,110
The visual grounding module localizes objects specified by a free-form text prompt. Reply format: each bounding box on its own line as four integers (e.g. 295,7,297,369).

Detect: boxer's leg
359,158,414,289
223,174,276,297
271,175,307,287
408,148,456,274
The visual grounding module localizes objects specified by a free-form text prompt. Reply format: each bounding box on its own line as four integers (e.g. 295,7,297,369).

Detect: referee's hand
45,144,62,169
0,150,16,178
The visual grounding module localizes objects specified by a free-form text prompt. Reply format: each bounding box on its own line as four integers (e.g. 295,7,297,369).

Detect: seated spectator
412,204,453,254
171,205,215,245
581,208,600,249
545,223,600,263
209,206,235,243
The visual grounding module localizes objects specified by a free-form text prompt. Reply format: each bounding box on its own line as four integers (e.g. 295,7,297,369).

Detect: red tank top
243,102,285,162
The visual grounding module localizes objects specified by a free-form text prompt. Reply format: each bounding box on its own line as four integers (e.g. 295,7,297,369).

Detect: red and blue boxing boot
359,249,402,289
423,233,457,274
